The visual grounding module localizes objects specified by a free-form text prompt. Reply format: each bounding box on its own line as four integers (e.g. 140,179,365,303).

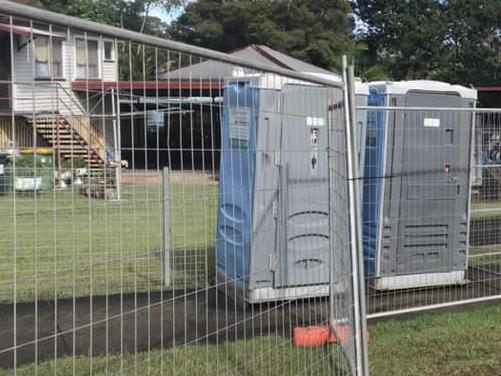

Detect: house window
104,40,114,61
76,38,99,79
34,37,63,79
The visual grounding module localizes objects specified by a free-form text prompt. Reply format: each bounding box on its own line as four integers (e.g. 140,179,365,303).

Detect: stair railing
64,116,106,162
29,81,107,165
54,83,107,163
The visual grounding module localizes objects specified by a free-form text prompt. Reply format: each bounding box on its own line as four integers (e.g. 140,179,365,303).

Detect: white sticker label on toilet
424,118,440,127
229,107,251,149
306,117,325,127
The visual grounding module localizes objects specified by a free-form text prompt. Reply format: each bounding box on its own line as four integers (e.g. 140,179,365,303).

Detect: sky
150,1,195,25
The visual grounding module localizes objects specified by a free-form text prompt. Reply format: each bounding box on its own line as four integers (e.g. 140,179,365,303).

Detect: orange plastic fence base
293,325,366,348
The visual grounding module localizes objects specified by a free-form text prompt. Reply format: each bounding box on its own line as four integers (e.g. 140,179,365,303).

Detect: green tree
309,39,387,81
441,0,501,85
353,0,447,81
35,0,184,33
353,0,501,85
169,0,356,72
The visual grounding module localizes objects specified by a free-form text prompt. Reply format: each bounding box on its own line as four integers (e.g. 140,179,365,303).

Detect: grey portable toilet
362,80,477,290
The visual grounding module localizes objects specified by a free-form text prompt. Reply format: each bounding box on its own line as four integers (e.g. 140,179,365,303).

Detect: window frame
74,36,101,80
34,36,64,80
103,39,115,62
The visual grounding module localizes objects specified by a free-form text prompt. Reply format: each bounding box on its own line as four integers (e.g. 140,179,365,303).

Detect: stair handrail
27,83,107,165
64,116,107,162
29,112,107,165
52,83,107,163
52,81,87,116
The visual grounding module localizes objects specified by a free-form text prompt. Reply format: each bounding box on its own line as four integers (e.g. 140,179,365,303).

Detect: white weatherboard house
0,19,118,167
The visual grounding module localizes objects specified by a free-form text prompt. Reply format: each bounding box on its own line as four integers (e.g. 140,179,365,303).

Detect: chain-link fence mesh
0,3,368,375
357,101,501,319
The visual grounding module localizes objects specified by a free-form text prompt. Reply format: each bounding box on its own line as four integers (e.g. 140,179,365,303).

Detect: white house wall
102,61,117,82
12,34,117,116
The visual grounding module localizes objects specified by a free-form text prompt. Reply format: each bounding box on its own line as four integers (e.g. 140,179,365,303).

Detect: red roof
475,86,501,93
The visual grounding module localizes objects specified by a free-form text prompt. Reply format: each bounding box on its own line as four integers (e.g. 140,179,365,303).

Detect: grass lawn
0,177,218,303
4,304,501,375
369,304,501,376
1,336,347,376
2,175,501,303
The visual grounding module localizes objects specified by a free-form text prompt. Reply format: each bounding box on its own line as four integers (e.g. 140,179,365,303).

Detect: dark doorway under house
119,98,221,172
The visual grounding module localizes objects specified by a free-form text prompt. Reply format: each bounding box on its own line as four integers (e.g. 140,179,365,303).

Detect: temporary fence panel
0,2,368,375
356,93,501,319
331,61,369,376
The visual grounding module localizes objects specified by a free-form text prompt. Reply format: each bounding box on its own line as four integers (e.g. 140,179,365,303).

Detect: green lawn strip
369,305,501,376
1,181,501,303
0,182,217,302
1,337,344,376
469,245,501,255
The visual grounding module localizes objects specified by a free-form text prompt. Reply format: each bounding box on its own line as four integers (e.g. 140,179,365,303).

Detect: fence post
111,87,121,200
342,55,370,376
162,166,171,286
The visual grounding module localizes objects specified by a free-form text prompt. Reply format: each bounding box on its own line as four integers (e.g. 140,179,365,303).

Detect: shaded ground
0,288,330,368
2,261,501,369
5,303,501,375
470,217,501,246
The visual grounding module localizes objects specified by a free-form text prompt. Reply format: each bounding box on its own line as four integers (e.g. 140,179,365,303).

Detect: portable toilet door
364,80,477,290
273,81,370,295
273,83,331,291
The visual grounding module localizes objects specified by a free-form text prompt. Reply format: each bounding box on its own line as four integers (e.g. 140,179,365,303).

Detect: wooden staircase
25,115,106,169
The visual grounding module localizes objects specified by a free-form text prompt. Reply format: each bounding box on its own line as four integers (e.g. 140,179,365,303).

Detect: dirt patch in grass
120,170,218,186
